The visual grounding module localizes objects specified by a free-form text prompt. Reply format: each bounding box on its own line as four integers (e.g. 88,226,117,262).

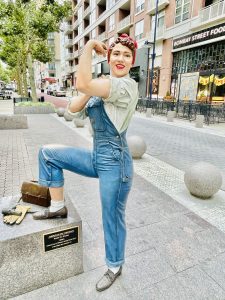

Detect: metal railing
117,15,131,31
147,0,170,14
136,98,225,125
200,1,225,23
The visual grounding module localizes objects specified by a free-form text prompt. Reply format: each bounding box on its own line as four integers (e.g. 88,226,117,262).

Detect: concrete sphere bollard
57,107,65,117
127,135,147,159
167,110,176,122
146,108,152,118
184,162,222,199
63,111,74,121
73,118,85,128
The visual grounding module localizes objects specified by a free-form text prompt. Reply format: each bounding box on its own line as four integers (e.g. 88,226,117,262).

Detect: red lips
116,64,125,69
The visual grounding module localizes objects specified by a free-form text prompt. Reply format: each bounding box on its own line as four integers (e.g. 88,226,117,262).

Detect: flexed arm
76,40,111,99
68,94,90,113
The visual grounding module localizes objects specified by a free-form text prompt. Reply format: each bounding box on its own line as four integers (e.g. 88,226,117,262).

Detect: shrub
16,101,55,108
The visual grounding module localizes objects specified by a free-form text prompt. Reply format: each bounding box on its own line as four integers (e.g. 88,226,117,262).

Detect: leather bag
21,181,51,207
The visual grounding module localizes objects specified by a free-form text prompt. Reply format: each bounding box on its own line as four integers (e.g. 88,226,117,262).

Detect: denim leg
99,169,132,268
39,144,98,187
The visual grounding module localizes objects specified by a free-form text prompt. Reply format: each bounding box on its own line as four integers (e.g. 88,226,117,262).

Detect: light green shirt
67,74,139,133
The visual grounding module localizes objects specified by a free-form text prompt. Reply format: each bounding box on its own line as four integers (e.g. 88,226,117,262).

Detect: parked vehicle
0,80,5,90
0,89,4,98
46,85,55,95
52,87,66,97
2,86,13,99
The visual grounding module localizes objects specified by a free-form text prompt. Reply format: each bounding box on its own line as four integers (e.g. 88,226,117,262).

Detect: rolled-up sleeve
104,77,134,108
66,103,87,119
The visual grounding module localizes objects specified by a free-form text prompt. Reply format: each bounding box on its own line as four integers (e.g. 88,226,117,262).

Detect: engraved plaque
43,227,79,252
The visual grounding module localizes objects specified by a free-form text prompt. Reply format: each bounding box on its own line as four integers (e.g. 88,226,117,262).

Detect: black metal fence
136,98,225,125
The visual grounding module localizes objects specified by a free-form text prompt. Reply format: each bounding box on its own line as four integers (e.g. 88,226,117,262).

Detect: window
175,0,190,24
48,63,56,70
109,14,115,32
48,39,54,45
136,0,145,14
152,11,165,30
135,19,144,40
48,32,54,39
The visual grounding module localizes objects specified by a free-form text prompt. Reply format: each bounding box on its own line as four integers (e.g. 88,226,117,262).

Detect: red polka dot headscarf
107,33,138,65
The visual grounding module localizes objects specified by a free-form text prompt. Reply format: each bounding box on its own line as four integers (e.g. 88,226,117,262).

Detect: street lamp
149,0,159,103
143,40,153,100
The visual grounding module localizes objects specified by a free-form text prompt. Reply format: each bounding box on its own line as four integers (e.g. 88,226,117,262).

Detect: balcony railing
150,25,166,42
191,1,225,28
65,39,73,48
73,5,79,14
73,19,79,29
73,65,78,73
147,0,170,14
66,66,73,74
74,50,79,58
66,53,74,61
97,32,107,41
65,24,73,34
84,6,91,18
117,15,132,32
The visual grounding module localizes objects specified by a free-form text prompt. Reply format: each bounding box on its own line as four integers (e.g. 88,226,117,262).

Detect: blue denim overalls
39,97,133,268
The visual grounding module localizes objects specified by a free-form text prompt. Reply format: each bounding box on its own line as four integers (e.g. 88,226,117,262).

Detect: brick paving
0,110,225,299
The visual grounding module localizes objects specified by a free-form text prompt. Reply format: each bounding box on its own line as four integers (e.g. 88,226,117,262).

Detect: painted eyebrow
112,50,132,54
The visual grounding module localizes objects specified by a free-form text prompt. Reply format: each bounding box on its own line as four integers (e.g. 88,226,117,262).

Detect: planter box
14,106,55,114
0,115,28,129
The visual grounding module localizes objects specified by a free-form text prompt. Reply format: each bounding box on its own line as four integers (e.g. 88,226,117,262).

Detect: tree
0,0,71,101
0,61,11,83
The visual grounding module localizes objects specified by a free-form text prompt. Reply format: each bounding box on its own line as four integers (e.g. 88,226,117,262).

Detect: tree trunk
16,67,23,96
27,52,37,102
22,63,28,97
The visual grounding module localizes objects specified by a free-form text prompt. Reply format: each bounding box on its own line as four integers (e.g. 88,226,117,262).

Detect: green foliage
0,0,71,101
16,101,55,107
32,41,53,63
0,0,71,62
0,62,11,82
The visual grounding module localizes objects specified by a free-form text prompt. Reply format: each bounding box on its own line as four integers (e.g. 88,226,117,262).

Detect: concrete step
0,99,14,115
0,193,83,299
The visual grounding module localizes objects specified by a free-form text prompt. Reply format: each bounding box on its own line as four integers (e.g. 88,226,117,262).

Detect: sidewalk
1,113,225,299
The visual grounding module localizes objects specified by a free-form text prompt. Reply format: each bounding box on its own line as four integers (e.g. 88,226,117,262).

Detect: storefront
171,22,225,104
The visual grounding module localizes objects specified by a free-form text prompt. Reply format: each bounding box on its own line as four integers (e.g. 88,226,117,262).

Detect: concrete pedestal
0,194,83,299
195,115,204,128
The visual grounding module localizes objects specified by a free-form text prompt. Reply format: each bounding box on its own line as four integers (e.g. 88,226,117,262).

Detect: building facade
64,0,225,102
65,0,152,97
154,0,225,103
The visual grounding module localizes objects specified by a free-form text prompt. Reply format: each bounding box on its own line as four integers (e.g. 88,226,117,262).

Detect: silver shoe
96,266,122,292
33,207,68,220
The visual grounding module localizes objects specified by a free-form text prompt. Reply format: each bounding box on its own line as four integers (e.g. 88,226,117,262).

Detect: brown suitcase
21,181,51,207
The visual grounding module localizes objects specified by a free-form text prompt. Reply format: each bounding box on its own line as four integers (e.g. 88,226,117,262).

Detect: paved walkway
1,112,225,299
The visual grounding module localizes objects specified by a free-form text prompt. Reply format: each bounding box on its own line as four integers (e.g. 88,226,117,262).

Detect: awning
44,77,57,83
